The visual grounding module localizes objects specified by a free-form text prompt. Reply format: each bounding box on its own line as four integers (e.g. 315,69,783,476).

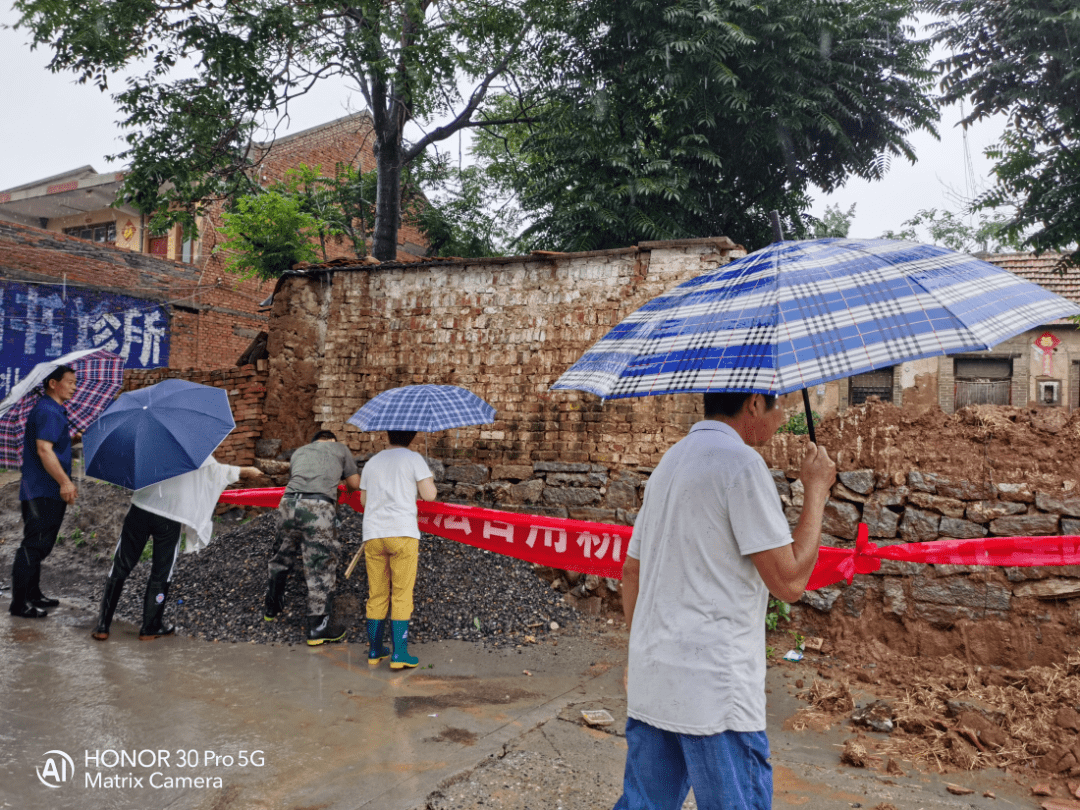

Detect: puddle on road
6,625,44,643
395,685,536,717
426,727,479,746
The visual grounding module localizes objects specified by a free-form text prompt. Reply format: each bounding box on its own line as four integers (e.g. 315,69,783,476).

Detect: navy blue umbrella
83,379,236,490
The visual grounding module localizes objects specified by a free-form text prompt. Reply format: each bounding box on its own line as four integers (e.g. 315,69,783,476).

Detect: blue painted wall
0,280,170,399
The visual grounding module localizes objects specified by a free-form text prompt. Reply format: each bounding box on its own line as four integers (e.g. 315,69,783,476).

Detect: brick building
0,112,427,270
0,112,429,383
0,220,268,374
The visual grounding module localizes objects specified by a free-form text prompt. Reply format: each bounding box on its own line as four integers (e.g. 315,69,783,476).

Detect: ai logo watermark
37,750,75,788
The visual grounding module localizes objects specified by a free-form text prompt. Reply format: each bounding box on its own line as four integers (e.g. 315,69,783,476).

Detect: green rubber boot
367,619,390,666
389,620,418,669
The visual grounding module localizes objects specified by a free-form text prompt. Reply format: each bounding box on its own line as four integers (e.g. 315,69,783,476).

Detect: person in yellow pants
360,430,437,668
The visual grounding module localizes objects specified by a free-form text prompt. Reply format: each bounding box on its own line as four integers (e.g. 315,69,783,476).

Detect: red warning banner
218,488,1080,589
219,487,632,578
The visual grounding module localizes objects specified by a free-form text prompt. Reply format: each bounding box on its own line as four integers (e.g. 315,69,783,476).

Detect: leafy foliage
926,0,1080,266
215,189,323,282
766,598,792,631
808,203,857,239
412,157,524,257
880,207,1025,254
477,0,938,252
12,0,574,259
777,411,820,436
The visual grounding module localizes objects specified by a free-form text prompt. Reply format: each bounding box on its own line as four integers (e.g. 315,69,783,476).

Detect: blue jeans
613,718,772,810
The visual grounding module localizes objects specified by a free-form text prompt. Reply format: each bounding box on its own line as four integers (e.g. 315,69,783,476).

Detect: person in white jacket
90,458,260,641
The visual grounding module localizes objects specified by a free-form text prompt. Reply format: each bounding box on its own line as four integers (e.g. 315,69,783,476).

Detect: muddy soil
765,399,1080,489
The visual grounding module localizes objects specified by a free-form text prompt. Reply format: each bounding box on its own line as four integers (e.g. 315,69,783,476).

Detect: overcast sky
1,6,1006,245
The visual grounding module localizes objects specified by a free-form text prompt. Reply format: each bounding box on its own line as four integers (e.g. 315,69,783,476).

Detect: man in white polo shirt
614,391,835,810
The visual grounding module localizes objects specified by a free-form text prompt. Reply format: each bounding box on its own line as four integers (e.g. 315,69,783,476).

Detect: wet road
0,600,622,810
1,597,1042,810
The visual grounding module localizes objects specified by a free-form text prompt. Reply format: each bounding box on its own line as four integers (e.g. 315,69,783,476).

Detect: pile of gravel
104,508,578,647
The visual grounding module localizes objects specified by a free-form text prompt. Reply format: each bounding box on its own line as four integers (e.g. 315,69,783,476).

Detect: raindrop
819,31,832,59
665,44,670,68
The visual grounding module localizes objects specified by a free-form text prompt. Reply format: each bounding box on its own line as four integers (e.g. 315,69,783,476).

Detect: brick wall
0,221,270,369
262,238,746,465
123,366,268,466
197,113,428,271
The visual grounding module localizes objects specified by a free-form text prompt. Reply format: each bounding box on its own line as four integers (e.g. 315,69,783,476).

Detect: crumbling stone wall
123,365,267,466
256,241,1080,627
262,238,745,465
780,467,1080,620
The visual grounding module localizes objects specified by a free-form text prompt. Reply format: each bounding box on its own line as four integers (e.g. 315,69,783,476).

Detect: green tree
12,0,572,260
215,190,324,282
475,0,938,252
880,207,1025,254
809,204,858,239
413,157,524,257
926,0,1080,266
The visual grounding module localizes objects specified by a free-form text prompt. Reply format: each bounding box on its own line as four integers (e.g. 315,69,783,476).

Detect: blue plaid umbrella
552,238,1080,400
348,385,496,432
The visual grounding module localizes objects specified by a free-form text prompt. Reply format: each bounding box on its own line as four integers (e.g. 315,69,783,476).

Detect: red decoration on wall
1035,331,1060,375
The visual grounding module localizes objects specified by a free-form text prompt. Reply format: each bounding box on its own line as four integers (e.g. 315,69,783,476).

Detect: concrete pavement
0,596,1041,810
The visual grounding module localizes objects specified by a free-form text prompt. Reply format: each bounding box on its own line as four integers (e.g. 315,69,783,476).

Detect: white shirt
626,420,793,735
131,457,241,553
359,447,433,541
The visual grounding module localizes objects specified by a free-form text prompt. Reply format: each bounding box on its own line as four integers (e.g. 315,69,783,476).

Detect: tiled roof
981,252,1079,305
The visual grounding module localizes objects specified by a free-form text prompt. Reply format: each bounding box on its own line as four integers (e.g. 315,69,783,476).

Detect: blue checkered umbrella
348,385,496,432
552,238,1080,400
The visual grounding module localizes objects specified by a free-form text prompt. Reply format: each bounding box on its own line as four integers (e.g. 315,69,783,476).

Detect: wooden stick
344,542,367,579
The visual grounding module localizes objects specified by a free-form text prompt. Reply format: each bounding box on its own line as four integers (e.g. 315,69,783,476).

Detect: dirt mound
765,399,1080,489
786,631,1080,783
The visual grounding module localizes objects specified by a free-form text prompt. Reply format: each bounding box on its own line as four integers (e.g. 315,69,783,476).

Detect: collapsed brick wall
123,366,268,466
0,221,270,369
262,238,745,461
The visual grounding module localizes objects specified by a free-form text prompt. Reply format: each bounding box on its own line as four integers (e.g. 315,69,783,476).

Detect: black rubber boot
9,578,47,618
138,580,175,641
263,569,289,621
306,614,347,646
91,576,126,640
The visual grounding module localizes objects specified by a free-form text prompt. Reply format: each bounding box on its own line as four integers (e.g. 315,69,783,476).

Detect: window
850,368,894,404
64,222,116,243
954,357,1012,407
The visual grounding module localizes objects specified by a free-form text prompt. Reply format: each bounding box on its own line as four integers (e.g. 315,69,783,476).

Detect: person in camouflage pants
263,430,360,645
268,499,340,615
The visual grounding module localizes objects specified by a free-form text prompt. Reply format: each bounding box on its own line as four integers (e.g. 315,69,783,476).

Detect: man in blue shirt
11,365,78,619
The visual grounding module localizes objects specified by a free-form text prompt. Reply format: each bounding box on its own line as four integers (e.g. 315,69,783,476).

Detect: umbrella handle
801,388,817,445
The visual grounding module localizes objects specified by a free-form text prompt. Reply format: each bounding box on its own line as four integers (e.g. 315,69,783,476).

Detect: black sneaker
30,595,60,608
